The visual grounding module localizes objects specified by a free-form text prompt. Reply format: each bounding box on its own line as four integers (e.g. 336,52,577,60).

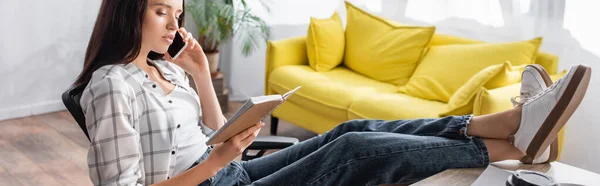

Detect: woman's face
142,0,183,54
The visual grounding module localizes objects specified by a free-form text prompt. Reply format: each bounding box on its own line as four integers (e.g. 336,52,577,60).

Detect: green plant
186,0,271,56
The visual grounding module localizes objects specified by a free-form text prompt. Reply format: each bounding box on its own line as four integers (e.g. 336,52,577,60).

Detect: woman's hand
206,122,265,168
165,27,209,76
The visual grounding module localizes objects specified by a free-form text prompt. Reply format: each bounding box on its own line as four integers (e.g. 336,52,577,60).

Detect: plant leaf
186,0,271,56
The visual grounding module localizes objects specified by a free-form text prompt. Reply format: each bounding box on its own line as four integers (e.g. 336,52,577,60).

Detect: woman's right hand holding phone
206,122,265,169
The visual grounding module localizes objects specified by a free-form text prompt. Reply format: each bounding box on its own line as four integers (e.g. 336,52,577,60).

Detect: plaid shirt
80,59,213,185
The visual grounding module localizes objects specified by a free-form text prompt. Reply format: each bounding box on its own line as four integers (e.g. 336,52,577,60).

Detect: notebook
205,86,301,145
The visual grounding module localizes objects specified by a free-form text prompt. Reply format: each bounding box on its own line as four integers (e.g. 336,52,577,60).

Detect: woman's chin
153,48,169,54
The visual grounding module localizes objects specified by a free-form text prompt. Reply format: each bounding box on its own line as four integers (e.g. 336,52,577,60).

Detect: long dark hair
73,0,185,87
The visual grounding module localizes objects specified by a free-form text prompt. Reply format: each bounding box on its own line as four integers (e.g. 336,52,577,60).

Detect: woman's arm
192,69,226,131
82,77,146,186
165,27,226,131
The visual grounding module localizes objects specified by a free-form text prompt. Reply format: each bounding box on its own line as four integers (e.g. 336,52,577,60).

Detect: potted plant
186,0,271,75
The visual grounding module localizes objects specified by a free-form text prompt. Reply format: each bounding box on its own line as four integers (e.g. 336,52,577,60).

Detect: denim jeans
189,115,490,186
188,147,251,186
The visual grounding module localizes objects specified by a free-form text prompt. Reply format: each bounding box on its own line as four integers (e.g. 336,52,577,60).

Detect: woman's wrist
200,155,225,176
162,157,220,185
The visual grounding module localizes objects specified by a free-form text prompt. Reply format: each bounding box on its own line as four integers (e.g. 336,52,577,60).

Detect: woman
75,0,591,185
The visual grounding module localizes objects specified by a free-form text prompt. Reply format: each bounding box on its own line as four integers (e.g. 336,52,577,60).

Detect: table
411,160,600,185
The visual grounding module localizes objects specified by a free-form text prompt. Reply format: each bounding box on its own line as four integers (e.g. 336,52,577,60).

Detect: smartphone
167,32,188,60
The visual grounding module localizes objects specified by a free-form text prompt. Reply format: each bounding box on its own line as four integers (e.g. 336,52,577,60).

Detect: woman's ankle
484,139,526,162
507,107,523,136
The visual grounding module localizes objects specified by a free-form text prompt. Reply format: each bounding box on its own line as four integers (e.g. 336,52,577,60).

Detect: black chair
62,85,298,161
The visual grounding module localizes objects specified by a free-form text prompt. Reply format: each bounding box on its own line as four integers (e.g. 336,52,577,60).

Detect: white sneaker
511,64,553,107
509,64,559,163
513,65,591,164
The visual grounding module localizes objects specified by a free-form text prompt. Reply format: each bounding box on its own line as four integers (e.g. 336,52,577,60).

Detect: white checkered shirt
80,59,213,185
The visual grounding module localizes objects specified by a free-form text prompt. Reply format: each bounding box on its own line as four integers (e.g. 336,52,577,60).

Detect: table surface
411,160,600,186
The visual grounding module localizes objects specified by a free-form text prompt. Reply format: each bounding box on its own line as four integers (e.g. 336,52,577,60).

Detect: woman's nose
167,18,178,30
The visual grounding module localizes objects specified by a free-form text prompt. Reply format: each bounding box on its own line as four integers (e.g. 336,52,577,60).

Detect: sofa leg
270,115,279,135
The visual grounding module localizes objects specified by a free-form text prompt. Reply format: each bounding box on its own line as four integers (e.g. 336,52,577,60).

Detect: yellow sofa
265,34,560,135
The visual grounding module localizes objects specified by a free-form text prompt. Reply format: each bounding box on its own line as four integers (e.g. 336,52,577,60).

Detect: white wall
0,1,101,120
227,0,600,173
0,0,212,121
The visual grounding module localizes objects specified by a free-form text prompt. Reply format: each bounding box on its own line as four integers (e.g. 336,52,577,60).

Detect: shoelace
511,94,529,107
523,78,562,105
511,76,564,107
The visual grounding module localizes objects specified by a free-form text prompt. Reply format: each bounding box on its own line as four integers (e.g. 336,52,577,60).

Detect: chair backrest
61,85,90,141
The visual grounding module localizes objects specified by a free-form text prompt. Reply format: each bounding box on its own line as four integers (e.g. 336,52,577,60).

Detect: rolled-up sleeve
82,77,144,186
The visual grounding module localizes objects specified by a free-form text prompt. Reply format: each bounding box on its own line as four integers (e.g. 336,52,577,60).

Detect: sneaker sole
529,64,560,163
521,65,592,164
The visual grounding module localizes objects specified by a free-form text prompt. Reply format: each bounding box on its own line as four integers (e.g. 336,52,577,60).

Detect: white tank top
167,85,209,176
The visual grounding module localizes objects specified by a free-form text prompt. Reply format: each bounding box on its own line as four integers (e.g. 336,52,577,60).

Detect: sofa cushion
307,12,345,72
343,2,435,86
401,37,542,103
441,62,527,116
348,93,448,120
484,62,527,89
269,66,398,121
430,34,559,74
473,84,518,117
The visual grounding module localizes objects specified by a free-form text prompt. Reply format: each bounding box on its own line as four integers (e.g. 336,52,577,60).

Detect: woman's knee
335,119,371,132
326,132,378,157
338,132,368,146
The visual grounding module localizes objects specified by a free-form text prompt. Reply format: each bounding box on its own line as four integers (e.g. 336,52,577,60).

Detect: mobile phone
167,32,188,60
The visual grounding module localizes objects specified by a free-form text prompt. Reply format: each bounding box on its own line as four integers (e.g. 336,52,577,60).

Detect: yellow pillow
307,12,345,71
441,62,527,116
343,2,435,85
473,84,519,116
402,37,542,103
485,62,527,89
440,63,505,116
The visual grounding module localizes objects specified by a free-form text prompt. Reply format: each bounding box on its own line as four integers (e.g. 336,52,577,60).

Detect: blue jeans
189,115,490,185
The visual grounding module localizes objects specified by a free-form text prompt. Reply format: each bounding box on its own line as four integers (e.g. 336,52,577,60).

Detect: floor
0,101,317,185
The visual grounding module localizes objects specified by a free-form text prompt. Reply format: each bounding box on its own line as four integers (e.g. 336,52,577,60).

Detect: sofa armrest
265,36,309,95
536,52,559,75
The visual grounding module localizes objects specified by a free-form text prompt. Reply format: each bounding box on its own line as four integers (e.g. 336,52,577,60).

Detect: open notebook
206,86,301,145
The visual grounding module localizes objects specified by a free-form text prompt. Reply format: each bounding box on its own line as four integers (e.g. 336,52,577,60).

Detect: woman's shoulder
90,64,130,79
88,64,136,89
81,65,137,106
